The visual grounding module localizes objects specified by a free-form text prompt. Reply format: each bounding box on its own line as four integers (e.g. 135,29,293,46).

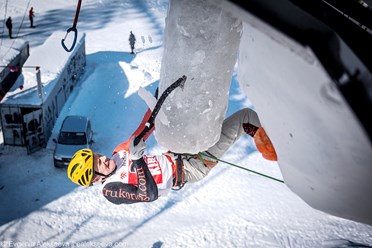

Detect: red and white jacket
102,150,174,203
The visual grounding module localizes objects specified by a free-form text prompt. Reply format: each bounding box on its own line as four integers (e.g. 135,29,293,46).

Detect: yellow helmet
67,148,94,187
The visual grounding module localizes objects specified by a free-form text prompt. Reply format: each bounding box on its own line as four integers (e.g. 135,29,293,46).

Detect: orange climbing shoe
254,127,278,161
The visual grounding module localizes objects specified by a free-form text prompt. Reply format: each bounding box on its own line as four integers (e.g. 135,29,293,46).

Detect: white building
0,32,86,154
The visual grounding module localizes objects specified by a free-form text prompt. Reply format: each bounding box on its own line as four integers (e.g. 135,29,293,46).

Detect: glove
129,136,146,160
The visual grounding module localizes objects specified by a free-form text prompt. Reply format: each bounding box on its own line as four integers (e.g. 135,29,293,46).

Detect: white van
53,116,93,168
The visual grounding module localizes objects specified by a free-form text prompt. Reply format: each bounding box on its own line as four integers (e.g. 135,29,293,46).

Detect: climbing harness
61,0,82,52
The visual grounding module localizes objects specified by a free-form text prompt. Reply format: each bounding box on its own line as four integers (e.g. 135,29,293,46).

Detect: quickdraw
61,0,82,52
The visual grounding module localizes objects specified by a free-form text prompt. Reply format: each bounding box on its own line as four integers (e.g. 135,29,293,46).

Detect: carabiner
61,0,82,52
61,27,78,52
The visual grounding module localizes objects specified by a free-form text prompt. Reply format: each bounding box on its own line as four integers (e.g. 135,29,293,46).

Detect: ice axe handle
61,0,82,52
133,75,187,146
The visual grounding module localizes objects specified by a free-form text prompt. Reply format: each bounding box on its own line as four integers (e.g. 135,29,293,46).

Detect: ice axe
134,75,187,145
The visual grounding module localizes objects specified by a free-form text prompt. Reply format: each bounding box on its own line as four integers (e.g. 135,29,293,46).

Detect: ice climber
67,108,277,205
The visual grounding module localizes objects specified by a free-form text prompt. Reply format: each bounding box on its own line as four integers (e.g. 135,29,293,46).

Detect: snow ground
0,0,371,247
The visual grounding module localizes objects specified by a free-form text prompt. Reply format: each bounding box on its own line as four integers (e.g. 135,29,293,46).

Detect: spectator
129,31,136,54
29,7,35,28
5,17,13,39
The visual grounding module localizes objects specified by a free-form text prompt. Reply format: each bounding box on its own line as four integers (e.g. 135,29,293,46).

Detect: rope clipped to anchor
199,152,284,183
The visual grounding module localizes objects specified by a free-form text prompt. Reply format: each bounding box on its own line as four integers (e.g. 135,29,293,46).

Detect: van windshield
58,132,87,145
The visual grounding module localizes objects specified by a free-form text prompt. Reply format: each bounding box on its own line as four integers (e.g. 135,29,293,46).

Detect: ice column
155,0,242,153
